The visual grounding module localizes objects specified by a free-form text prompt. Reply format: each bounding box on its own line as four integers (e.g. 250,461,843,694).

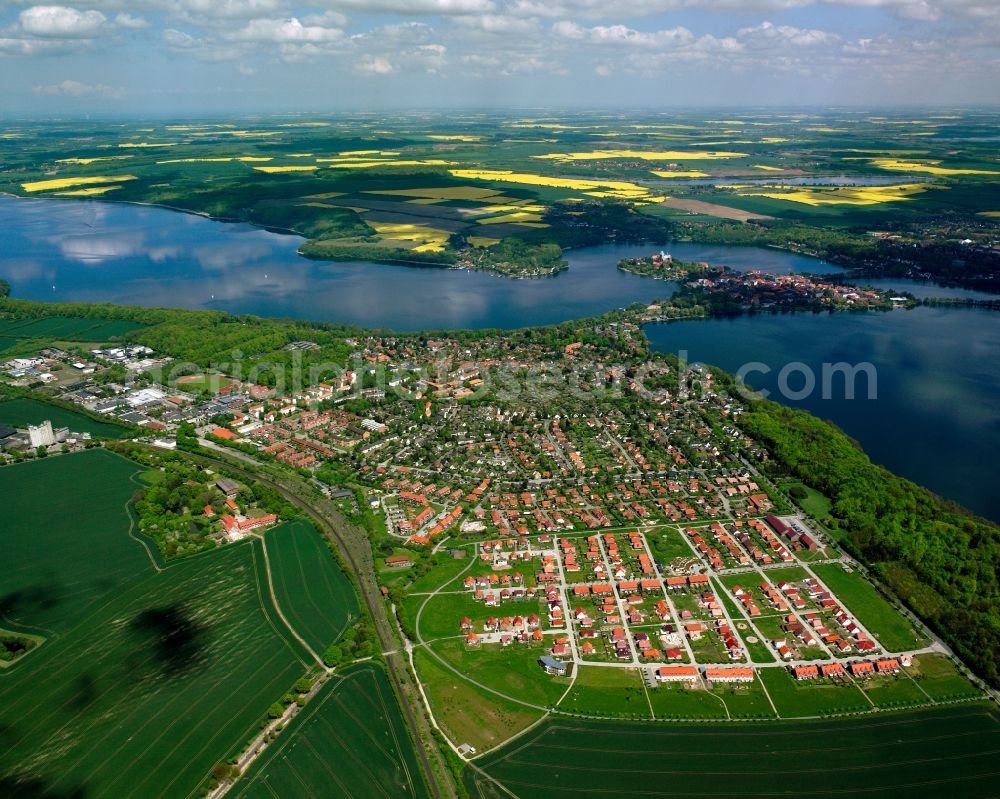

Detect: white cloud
358,55,394,73
227,17,344,44
163,27,247,60
737,20,839,47
301,10,348,28
18,6,108,38
114,12,147,28
33,77,123,96
323,0,493,13
172,0,288,21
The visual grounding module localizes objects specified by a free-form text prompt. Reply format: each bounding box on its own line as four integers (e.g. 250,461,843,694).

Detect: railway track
140,442,456,799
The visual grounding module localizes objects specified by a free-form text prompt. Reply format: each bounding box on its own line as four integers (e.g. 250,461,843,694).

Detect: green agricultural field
0,398,130,439
0,316,144,342
231,662,430,799
465,704,1000,799
263,518,359,653
0,449,157,635
812,563,927,652
0,539,311,799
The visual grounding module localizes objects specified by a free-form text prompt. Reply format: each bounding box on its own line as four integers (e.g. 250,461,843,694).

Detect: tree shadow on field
0,773,87,799
0,582,64,626
128,603,210,678
68,674,99,710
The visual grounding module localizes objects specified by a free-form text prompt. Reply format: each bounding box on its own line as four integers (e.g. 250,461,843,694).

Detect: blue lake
0,196,837,330
646,308,1000,522
1,195,997,521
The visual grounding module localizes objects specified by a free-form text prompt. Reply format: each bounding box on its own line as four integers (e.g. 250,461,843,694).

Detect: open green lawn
0,398,130,439
910,654,983,701
405,550,474,594
712,680,777,719
413,590,517,642
466,704,1000,799
812,563,927,652
645,681,729,720
231,662,430,799
413,646,544,753
0,449,157,635
432,638,568,710
558,665,649,718
759,666,870,716
784,479,833,520
861,674,933,709
0,539,311,799
264,518,359,653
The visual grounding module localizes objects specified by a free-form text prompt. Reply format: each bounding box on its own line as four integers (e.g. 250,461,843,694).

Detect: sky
0,0,999,114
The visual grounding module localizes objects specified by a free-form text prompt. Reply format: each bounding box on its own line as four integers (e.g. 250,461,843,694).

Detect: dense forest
738,397,1000,687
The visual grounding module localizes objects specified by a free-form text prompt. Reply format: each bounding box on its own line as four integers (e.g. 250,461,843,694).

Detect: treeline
545,200,675,249
300,239,457,267
737,397,1000,687
1,298,362,386
471,238,565,276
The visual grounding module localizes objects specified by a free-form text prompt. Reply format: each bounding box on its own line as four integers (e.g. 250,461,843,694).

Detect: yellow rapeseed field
532,149,748,161
317,159,455,168
467,236,500,248
449,169,659,201
53,185,123,196
426,135,482,142
476,211,546,225
253,165,318,173
21,175,137,192
156,157,274,164
118,142,176,148
366,187,502,201
56,156,133,165
736,183,931,207
650,170,710,178
869,158,1000,176
753,165,784,172
369,222,451,253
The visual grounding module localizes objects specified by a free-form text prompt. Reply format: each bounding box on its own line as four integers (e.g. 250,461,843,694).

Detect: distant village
620,251,914,317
